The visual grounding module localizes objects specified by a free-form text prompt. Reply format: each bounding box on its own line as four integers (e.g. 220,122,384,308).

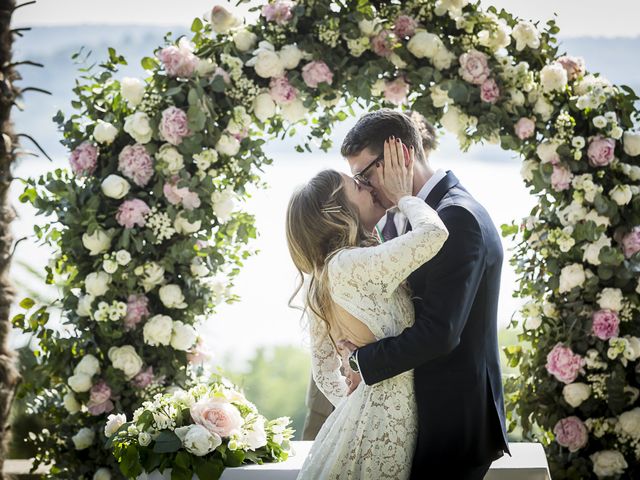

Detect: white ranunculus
75,354,101,376
279,44,304,70
583,235,611,266
115,249,131,266
108,345,143,379
211,188,236,223
598,288,624,312
85,272,112,297
215,133,241,157
210,5,240,34
233,29,258,52
171,320,198,351
242,416,267,450
100,174,130,199
558,263,586,293
590,450,628,478
623,131,640,157
562,383,591,408
247,42,284,78
104,413,127,437
63,391,81,414
76,294,94,317
619,408,640,439
124,111,153,144
155,144,184,175
540,63,568,93
82,228,112,256
610,185,633,206
253,93,276,122
175,424,221,456
143,314,174,346
174,212,202,234
72,427,95,450
93,468,111,480
68,372,92,393
430,84,451,108
138,432,152,447
511,21,540,51
592,115,607,129
533,95,554,121
159,284,187,309
280,98,307,123
138,262,165,292
610,126,623,140
93,120,118,145
121,77,145,106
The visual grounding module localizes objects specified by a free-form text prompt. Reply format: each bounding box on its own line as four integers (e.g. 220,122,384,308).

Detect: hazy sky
13,0,640,38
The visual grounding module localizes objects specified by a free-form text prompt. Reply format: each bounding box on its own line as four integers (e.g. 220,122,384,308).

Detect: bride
286,137,449,479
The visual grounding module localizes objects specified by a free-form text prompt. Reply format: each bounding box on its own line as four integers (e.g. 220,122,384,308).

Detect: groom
340,109,510,480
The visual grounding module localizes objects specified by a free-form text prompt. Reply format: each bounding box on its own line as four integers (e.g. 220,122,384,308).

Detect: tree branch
15,134,52,161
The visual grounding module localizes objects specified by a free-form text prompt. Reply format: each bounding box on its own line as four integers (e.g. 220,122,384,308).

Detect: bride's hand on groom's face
378,136,415,205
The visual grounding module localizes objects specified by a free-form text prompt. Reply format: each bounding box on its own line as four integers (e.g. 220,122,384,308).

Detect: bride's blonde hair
286,170,378,341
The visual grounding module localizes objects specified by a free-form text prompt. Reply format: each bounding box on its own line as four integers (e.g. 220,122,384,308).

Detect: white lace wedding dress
297,196,449,480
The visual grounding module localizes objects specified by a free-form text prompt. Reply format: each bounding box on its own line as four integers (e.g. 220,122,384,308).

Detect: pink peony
160,106,191,146
557,55,586,82
371,29,395,57
551,164,573,192
69,142,98,176
591,309,620,340
158,39,198,78
459,50,491,85
622,227,640,258
269,76,298,104
118,144,154,186
587,135,615,167
191,398,243,438
124,294,150,330
480,78,500,104
163,178,201,210
87,380,114,416
383,77,410,105
131,366,155,389
515,117,536,140
261,0,294,25
394,15,417,38
546,343,585,384
301,61,334,88
116,198,150,229
554,416,588,452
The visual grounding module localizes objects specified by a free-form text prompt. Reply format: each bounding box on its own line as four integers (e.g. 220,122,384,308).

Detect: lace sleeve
329,196,449,297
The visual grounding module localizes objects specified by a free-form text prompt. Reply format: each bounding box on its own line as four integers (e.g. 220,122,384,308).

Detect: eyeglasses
353,153,384,187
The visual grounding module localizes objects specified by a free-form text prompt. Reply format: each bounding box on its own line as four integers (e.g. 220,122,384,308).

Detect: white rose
210,5,240,34
520,159,537,182
124,112,153,144
193,149,218,172
610,126,623,140
511,21,540,51
432,47,455,70
610,185,633,206
159,284,187,309
583,235,611,266
253,93,276,122
102,258,118,274
247,42,284,78
76,294,94,317
478,17,511,51
540,63,568,93
155,144,184,175
82,228,112,256
279,44,304,70
558,263,586,293
506,89,525,111
175,424,221,456
143,314,174,346
101,174,130,199
108,345,143,379
174,212,202,234
115,250,131,266
434,0,469,17
93,468,111,480
138,432,152,447
75,354,101,376
590,450,628,478
407,31,442,59
524,315,542,330
68,372,92,393
598,288,624,311
358,19,378,36
534,95,554,121
85,272,112,297
242,416,267,450
623,131,640,157
72,427,95,450
441,106,464,135
104,413,127,437
389,53,408,69
93,120,118,145
215,133,241,157
625,336,640,361
280,98,307,123
121,77,145,106
171,321,198,351
191,258,209,277
430,85,450,108
619,408,640,439
63,391,82,413
562,383,591,408
233,29,258,52
211,188,236,223
536,141,560,164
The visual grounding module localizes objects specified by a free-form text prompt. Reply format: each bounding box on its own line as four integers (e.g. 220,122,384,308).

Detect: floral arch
14,0,640,478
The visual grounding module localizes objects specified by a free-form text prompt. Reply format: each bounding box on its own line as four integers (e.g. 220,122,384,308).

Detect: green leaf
191,17,204,32
141,56,158,71
193,457,224,480
224,449,245,467
19,297,35,309
153,431,182,454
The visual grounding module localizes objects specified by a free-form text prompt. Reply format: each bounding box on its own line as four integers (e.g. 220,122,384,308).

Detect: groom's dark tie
381,211,398,241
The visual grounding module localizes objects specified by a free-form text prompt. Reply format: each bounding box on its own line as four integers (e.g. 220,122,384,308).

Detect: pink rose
622,227,640,258
591,309,620,340
557,55,585,82
459,50,490,85
191,398,243,438
546,343,585,384
87,380,114,416
158,39,198,78
553,416,588,452
515,117,536,140
124,294,150,330
383,77,410,105
394,15,417,38
163,178,201,210
371,29,394,58
131,366,154,389
187,338,212,364
69,142,98,177
160,106,191,146
261,0,294,25
269,76,298,104
551,164,573,192
480,78,500,104
301,61,334,88
587,135,615,167
116,198,150,229
118,144,154,187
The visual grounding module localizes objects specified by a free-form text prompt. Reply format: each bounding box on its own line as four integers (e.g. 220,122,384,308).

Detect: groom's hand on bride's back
337,340,362,395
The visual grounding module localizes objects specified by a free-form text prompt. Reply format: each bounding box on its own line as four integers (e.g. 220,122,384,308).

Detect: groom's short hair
340,109,437,163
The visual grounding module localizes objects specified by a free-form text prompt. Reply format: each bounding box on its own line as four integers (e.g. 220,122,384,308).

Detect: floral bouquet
105,378,294,479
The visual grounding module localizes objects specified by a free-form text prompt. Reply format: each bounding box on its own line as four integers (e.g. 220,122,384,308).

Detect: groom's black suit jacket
357,171,510,477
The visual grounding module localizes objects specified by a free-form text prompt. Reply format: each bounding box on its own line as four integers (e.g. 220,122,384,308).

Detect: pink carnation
515,117,535,140
587,135,615,167
131,366,155,389
301,61,334,88
69,142,98,177
480,78,500,104
622,227,640,258
383,77,410,105
591,309,620,340
459,50,490,85
261,0,294,25
546,343,585,384
160,106,191,146
394,15,417,38
118,144,154,186
269,76,298,104
158,39,198,78
557,55,586,82
191,398,243,438
551,164,573,192
124,294,150,330
371,29,394,57
87,380,114,416
163,178,201,210
553,416,588,452
116,198,150,229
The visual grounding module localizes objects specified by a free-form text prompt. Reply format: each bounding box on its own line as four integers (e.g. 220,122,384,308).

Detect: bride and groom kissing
286,109,510,479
